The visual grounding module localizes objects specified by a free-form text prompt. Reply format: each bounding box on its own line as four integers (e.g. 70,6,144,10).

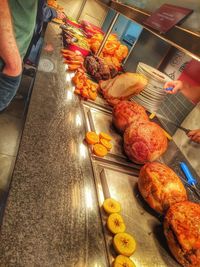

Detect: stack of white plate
131,62,171,113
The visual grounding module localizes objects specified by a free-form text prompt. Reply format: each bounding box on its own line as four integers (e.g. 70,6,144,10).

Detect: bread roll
138,162,188,213
164,201,200,267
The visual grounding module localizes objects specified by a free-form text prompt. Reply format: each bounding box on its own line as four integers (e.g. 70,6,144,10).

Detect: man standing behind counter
0,0,38,111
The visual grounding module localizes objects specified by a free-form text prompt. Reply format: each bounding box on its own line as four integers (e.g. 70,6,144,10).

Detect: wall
57,0,108,26
124,28,170,72
79,0,108,26
102,9,142,46
57,0,83,19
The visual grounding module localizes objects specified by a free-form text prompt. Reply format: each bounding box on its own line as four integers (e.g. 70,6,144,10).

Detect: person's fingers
61,13,66,19
57,11,66,20
187,129,200,137
3,60,22,77
164,81,174,88
164,82,173,94
191,135,200,143
164,80,183,94
187,130,200,143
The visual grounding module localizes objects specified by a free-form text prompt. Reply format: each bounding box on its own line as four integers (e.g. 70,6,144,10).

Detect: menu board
143,4,193,34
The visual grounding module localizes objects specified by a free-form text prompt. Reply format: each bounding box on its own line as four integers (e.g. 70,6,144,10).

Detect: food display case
0,1,200,266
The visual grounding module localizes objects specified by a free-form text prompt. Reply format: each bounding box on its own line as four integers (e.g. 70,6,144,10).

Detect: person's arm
164,80,200,104
43,5,66,22
43,6,57,22
0,0,22,76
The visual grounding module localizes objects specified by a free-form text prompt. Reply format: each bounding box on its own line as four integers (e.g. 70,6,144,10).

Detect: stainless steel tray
80,92,200,267
82,102,141,169
92,161,180,267
87,93,112,111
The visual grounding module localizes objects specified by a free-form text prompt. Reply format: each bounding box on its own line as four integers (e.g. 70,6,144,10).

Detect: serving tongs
156,114,190,134
180,162,200,199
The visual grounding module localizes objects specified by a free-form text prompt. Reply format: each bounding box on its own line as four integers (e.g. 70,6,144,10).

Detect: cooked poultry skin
164,201,200,267
138,162,188,214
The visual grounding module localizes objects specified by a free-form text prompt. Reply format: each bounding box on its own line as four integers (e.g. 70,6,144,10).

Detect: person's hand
187,129,200,144
164,80,183,94
56,11,66,20
44,43,54,52
2,53,22,77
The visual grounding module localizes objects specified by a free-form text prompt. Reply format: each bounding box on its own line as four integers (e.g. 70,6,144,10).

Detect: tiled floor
0,72,34,222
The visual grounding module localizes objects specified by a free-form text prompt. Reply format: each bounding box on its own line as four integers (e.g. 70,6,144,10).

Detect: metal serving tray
82,102,141,169
80,89,200,267
92,161,180,267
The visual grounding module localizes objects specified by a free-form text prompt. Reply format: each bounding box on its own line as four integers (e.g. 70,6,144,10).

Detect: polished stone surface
0,72,33,225
0,154,16,222
0,24,108,266
0,154,15,193
0,113,23,157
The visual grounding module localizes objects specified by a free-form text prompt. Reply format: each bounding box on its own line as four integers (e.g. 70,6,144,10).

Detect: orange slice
99,132,112,141
100,138,112,150
85,132,99,145
88,90,97,101
93,144,108,157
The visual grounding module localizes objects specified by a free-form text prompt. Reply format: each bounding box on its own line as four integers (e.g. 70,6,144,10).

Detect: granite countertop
0,24,108,267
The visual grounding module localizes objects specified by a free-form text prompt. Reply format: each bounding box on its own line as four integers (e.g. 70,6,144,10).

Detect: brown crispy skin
138,162,188,214
124,121,168,164
112,100,149,133
164,201,200,267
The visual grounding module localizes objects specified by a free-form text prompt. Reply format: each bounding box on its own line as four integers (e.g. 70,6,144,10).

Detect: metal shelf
97,0,200,61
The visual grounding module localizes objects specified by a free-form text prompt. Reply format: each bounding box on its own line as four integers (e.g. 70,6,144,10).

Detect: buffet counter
0,23,199,266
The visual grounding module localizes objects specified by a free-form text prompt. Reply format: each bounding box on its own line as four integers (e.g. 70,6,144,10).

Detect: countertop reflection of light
66,90,73,100
65,73,71,83
75,114,82,127
85,187,93,209
97,184,104,205
79,143,87,159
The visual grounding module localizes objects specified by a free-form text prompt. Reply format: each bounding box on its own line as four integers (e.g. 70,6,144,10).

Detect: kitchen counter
0,24,108,267
0,23,199,267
